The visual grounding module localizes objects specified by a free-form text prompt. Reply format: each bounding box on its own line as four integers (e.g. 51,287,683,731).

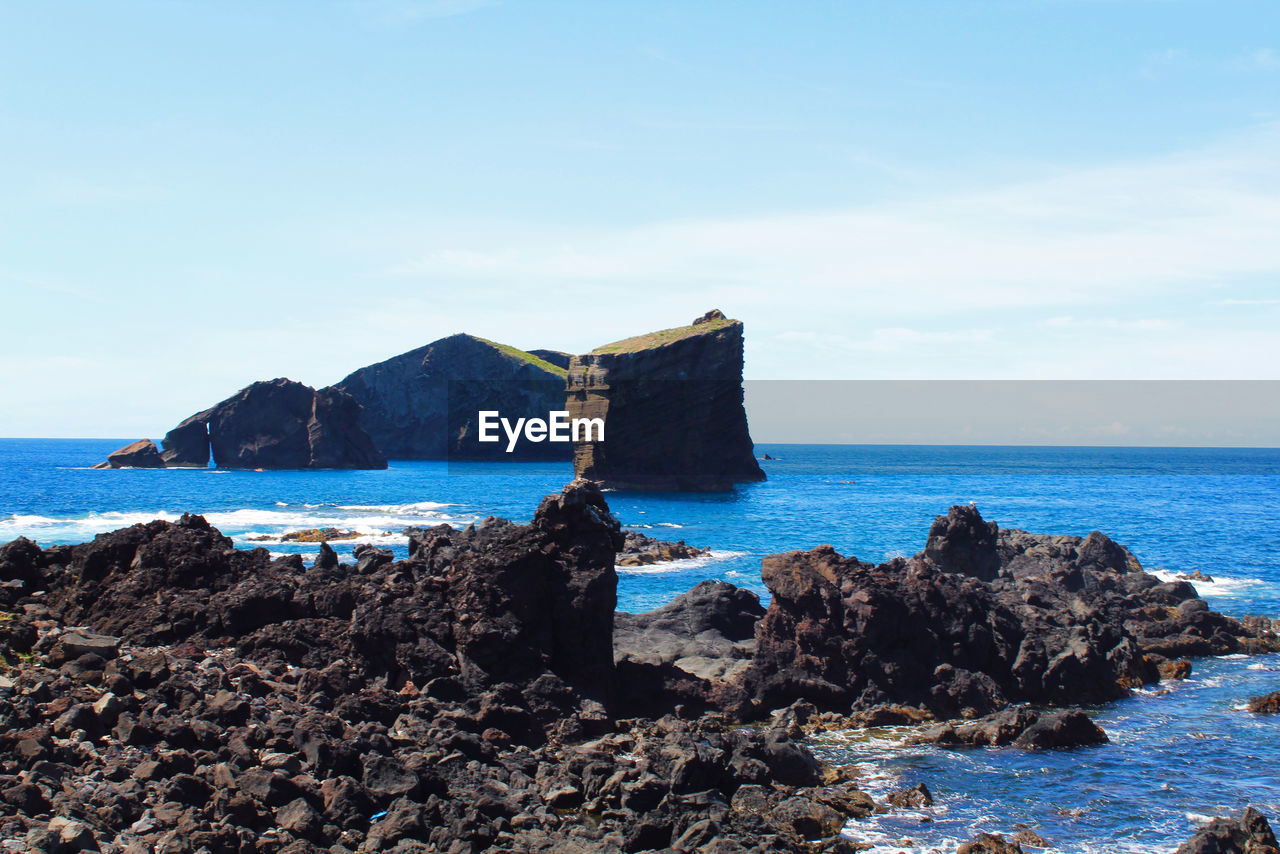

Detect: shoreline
2,481,1280,850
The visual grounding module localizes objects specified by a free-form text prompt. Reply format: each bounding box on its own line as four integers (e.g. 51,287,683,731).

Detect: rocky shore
2,485,1277,852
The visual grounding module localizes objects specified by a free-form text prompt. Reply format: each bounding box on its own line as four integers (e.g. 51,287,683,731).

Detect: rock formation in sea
330,333,569,461
739,504,1278,718
100,380,387,470
95,438,166,469
1174,807,1280,854
566,309,766,491
162,378,386,469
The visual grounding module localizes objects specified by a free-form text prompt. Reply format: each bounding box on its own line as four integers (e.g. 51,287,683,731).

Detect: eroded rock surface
742,505,1279,718
332,333,568,461
152,378,386,469
566,310,765,491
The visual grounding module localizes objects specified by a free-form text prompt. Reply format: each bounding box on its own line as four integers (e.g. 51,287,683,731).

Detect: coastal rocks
616,530,710,566
98,439,165,469
565,310,766,491
742,505,1278,719
924,504,1001,582
1174,807,1280,854
1247,691,1280,714
136,379,387,470
909,708,1108,750
957,834,1025,854
614,581,762,696
331,333,569,460
159,416,211,467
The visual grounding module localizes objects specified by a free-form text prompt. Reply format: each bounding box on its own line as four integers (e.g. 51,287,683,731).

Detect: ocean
2,439,1279,852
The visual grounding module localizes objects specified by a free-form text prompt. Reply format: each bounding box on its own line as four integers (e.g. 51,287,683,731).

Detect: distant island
96,310,766,492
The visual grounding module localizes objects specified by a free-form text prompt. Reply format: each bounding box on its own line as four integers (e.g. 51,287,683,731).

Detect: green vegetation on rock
476,337,569,378
591,316,736,355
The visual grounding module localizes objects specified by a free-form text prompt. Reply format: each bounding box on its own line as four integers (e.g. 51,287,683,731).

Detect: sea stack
142,378,387,469
566,310,765,491
331,333,569,460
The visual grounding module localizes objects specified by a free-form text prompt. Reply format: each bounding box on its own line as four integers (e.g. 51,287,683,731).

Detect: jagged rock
616,530,711,566
908,707,1107,749
925,504,1000,582
102,439,165,469
566,310,765,491
958,833,1024,854
155,379,386,469
331,333,568,460
887,782,933,808
1175,807,1280,854
1247,691,1280,714
741,506,1275,718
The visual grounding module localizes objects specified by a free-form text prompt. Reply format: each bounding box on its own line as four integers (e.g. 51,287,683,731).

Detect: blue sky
1,0,1278,437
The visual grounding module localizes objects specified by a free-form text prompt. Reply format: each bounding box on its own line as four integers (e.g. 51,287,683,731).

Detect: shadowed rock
566,310,765,491
331,333,568,460
1175,807,1280,854
100,439,165,469
154,379,386,469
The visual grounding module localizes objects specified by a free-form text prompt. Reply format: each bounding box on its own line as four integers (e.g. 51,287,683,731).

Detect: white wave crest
616,550,750,575
1152,569,1266,598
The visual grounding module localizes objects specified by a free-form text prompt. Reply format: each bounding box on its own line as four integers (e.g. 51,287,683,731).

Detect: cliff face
147,378,386,470
331,333,569,460
566,310,765,491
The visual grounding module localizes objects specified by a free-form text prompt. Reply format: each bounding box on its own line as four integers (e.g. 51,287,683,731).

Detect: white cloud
365,123,1280,380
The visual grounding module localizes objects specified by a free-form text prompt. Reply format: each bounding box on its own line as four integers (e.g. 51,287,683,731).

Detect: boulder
1247,691,1280,714
103,439,165,469
1175,807,1280,854
565,310,765,491
331,333,568,460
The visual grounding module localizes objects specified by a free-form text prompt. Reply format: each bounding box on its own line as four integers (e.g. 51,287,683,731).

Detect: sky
1,0,1278,438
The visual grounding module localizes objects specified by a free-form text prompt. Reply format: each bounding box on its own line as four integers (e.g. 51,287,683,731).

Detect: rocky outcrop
742,506,1279,718
1175,808,1280,854
908,707,1108,750
331,333,568,460
148,379,386,469
566,309,766,491
1248,691,1280,714
97,439,165,469
615,580,763,682
616,530,710,566
0,482,879,853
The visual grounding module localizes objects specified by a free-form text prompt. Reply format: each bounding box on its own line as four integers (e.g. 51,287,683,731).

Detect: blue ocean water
2,439,1279,852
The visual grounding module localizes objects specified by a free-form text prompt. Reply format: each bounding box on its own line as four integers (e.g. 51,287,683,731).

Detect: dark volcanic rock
909,707,1108,750
566,310,766,491
1175,807,1280,854
0,482,877,853
616,530,711,566
614,580,762,681
925,504,1000,582
1247,691,1280,714
102,438,165,468
160,414,212,467
331,333,568,460
157,378,386,469
742,506,1276,718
